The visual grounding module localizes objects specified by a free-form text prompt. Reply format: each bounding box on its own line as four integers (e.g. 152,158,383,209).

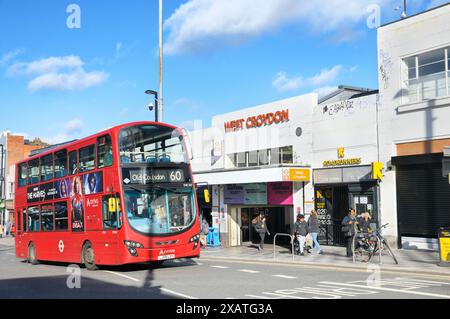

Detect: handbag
305,234,313,247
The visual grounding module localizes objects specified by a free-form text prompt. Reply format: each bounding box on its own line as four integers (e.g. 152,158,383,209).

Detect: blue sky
0,0,448,143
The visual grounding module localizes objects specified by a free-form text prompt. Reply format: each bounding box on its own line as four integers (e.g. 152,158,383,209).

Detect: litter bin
207,227,220,247
438,227,450,267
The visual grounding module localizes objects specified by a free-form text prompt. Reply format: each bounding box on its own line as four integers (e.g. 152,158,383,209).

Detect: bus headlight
189,234,200,243
124,240,144,249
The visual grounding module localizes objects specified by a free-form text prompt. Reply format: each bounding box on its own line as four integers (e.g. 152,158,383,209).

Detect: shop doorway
241,207,287,245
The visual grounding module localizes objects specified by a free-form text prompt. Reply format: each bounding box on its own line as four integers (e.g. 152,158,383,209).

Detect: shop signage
438,228,450,267
244,184,267,205
282,168,311,182
224,185,245,204
224,109,289,133
268,182,293,206
323,158,362,167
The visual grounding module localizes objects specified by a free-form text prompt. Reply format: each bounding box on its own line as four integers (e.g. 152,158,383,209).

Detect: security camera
148,101,155,111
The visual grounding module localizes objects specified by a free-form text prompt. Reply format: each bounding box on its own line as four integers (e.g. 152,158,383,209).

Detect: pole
158,0,164,122
0,144,4,226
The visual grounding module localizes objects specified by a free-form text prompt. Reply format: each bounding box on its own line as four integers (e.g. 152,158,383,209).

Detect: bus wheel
82,242,98,271
27,243,39,265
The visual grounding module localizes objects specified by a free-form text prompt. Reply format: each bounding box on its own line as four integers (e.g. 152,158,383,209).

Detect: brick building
0,132,48,225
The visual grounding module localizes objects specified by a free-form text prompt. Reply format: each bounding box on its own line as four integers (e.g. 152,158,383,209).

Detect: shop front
313,165,380,246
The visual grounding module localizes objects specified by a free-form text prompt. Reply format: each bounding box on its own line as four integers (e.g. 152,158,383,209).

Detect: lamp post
0,144,5,226
145,90,159,122
158,0,164,123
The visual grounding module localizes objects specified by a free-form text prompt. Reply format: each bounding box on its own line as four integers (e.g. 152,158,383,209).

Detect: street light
0,144,5,226
145,90,159,122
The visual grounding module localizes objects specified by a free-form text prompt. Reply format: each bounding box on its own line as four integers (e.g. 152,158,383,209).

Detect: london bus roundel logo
58,240,65,253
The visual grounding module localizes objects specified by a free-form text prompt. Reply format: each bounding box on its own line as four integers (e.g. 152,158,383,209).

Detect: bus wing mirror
108,198,117,213
204,189,211,204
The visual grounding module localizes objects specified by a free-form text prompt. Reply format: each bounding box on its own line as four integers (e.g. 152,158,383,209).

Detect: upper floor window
79,145,95,172
97,135,113,168
40,154,54,182
54,150,68,178
18,163,27,187
231,146,293,168
28,159,39,185
402,47,450,104
69,151,77,175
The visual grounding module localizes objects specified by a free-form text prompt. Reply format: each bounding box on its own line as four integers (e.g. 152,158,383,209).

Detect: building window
402,47,449,104
28,159,39,185
248,151,258,167
18,163,27,187
79,145,95,172
281,146,293,164
271,148,280,165
259,149,270,166
55,202,68,231
40,154,54,182
235,152,247,168
54,150,68,178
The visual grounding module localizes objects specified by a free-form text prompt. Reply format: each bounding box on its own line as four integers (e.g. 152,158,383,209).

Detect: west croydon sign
224,109,290,133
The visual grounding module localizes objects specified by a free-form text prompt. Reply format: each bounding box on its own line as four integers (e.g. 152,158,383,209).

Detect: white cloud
314,86,339,99
164,0,394,54
7,55,108,92
28,70,108,92
64,118,84,135
272,65,343,92
0,49,24,66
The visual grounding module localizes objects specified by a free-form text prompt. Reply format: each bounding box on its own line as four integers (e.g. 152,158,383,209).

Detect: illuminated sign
224,109,289,132
323,148,362,167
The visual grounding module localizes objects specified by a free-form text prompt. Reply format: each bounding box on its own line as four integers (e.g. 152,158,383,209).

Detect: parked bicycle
353,223,399,265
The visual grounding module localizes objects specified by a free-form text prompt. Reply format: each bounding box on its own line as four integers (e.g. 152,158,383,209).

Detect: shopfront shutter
396,159,450,238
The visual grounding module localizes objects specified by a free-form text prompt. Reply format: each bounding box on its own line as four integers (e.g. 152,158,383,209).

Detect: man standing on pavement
294,215,309,256
342,209,357,257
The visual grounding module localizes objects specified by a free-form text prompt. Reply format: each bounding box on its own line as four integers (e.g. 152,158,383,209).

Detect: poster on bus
55,178,71,199
70,176,85,232
83,172,103,195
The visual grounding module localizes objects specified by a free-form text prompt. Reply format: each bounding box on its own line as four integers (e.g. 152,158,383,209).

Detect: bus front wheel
27,243,39,265
82,242,98,271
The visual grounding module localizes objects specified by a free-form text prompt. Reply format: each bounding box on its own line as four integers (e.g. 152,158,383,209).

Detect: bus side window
102,195,122,230
69,151,78,175
54,150,68,178
79,145,95,172
98,135,113,168
22,209,27,233
28,159,39,185
18,163,28,187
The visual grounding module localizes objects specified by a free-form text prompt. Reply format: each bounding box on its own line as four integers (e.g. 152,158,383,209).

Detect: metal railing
273,233,295,261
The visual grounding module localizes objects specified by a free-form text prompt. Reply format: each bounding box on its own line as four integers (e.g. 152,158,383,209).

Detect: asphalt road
0,245,449,299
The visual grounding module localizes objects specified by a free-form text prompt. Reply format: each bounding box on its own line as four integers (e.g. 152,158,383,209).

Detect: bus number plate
158,254,175,261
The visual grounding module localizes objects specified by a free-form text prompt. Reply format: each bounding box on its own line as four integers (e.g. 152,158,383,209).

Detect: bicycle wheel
383,239,399,265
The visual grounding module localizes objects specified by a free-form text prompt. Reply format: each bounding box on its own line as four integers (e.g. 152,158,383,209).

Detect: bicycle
353,223,399,265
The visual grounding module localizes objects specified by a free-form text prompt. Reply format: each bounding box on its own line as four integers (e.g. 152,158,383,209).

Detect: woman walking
308,210,323,255
253,212,270,251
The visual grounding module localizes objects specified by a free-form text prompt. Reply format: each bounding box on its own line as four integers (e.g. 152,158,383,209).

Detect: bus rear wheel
82,242,98,271
27,243,39,265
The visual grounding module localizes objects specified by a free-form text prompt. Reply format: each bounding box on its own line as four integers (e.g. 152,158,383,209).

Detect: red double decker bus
14,122,200,270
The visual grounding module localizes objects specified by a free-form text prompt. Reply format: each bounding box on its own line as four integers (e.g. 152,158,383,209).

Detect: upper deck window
119,125,188,165
40,154,54,182
18,163,27,187
98,135,113,168
54,150,68,178
28,159,39,185
79,145,95,172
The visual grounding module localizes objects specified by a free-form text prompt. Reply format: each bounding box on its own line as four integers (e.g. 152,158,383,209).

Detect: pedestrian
357,212,372,233
294,214,309,256
308,210,323,255
5,220,11,237
200,218,210,248
252,212,270,251
342,209,357,257
0,224,3,239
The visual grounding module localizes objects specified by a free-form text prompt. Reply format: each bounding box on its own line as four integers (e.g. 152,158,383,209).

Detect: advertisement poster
55,179,71,199
268,182,293,206
70,176,85,232
244,184,267,205
224,184,245,204
83,172,104,195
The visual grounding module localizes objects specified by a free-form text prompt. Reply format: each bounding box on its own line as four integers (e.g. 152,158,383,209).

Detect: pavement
200,242,450,276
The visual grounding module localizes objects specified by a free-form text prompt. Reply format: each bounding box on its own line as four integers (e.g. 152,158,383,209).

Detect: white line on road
321,281,450,299
103,271,141,283
238,269,260,274
160,288,197,300
273,275,297,279
211,265,229,269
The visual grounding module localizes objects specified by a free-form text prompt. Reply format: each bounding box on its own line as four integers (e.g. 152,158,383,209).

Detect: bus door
96,195,122,264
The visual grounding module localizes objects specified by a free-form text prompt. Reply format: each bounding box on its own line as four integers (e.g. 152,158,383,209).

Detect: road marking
103,271,141,283
273,275,297,279
211,265,229,269
321,281,450,299
160,288,197,300
246,293,306,299
238,269,260,274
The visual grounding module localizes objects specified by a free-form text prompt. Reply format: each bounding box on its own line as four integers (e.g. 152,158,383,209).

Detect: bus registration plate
158,254,175,261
